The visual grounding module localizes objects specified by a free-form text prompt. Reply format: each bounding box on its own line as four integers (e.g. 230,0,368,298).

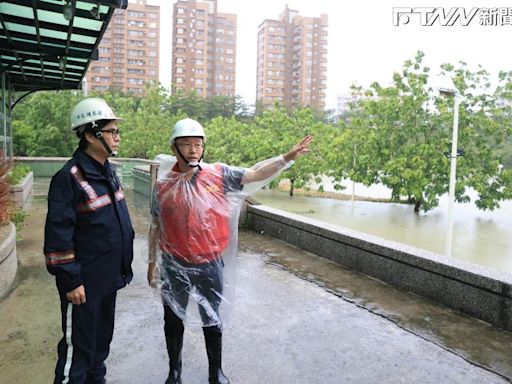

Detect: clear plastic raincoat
149,154,293,328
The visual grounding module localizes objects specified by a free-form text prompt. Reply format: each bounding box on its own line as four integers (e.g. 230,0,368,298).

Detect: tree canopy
11,55,512,213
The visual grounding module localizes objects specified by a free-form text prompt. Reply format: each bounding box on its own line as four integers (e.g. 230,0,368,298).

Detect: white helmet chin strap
91,121,116,157
174,141,204,170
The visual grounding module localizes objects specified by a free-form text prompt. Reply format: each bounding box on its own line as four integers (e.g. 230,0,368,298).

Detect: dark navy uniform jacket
44,149,134,300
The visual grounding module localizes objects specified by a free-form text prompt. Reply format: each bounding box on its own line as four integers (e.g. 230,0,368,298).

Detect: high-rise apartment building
85,0,160,94
256,6,328,110
172,0,237,97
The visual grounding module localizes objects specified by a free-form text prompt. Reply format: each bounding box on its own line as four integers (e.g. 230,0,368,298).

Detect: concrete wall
9,171,33,204
246,204,512,331
16,157,67,177
132,165,153,197
0,222,17,300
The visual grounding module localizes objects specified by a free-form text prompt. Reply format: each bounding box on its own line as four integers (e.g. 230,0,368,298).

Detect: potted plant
8,163,33,204
0,154,12,232
0,154,18,300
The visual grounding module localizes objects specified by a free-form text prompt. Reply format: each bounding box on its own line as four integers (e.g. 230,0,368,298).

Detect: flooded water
251,189,512,274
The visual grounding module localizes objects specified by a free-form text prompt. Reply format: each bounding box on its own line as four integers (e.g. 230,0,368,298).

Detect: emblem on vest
205,184,220,193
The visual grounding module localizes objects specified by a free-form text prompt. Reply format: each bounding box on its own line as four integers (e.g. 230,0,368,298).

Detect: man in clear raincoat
147,118,313,384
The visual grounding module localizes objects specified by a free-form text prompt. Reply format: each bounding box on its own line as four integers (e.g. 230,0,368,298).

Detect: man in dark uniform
44,97,134,384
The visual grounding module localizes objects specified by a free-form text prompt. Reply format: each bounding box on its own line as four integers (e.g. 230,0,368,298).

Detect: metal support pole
352,143,356,205
444,94,460,257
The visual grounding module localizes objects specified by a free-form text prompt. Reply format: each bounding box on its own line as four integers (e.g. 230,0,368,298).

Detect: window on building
128,30,145,37
128,49,145,56
128,20,145,27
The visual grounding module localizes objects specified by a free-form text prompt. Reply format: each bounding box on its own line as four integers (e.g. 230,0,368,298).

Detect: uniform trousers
54,291,117,384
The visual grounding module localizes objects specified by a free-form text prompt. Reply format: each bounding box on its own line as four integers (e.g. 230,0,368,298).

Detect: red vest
157,164,229,264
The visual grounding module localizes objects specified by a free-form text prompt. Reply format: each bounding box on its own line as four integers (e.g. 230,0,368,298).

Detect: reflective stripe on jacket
44,149,134,299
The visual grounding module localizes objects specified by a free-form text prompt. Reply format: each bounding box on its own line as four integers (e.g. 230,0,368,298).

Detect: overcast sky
148,0,512,109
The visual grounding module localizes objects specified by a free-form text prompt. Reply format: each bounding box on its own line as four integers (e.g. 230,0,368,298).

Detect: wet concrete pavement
1,186,512,383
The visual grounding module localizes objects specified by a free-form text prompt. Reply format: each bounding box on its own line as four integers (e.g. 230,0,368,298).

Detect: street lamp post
438,83,460,257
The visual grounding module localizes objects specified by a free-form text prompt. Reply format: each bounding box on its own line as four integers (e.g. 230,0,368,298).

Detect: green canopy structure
0,0,127,158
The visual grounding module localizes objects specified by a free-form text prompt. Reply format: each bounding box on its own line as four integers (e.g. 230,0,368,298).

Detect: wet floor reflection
239,230,512,380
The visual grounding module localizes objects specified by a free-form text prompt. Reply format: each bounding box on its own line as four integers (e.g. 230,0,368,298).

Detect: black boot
203,326,230,384
164,305,184,384
164,336,183,384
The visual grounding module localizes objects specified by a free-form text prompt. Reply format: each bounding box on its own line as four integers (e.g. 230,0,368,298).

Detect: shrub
7,164,30,185
9,208,27,233
0,153,12,225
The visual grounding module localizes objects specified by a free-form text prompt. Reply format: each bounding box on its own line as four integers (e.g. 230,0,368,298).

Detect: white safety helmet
170,118,206,144
70,97,122,132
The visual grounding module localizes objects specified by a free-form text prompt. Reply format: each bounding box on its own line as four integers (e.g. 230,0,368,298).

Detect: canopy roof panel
0,0,127,93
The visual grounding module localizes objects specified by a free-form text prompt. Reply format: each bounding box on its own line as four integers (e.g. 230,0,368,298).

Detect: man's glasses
176,142,204,150
100,128,121,137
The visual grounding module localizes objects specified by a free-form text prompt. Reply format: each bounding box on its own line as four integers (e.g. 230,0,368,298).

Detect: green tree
351,52,512,212
119,85,180,159
15,90,82,157
439,63,512,210
12,120,36,156
493,70,512,168
168,89,206,120
250,106,325,195
204,116,253,165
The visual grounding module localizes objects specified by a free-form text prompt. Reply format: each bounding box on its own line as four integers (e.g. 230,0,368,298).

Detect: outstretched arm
242,135,313,185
